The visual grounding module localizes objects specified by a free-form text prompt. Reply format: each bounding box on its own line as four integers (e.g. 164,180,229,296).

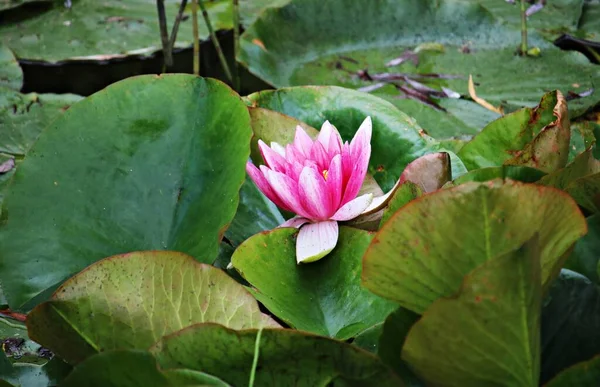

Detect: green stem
156,0,173,68
520,0,528,55
168,0,189,57
192,0,200,75
198,0,234,84
248,328,263,387
232,0,241,91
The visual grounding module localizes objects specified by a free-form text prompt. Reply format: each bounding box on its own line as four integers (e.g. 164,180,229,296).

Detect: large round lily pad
151,324,404,386
231,227,397,339
362,180,586,314
26,251,279,365
0,74,252,308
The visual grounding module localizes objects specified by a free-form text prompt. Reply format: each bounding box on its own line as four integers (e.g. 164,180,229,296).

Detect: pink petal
298,166,332,220
310,140,331,172
326,154,343,211
318,121,342,156
270,142,286,157
259,140,288,173
341,142,353,190
286,144,306,164
331,193,373,221
265,169,311,219
279,216,309,229
296,221,339,264
293,126,314,157
341,144,371,205
246,162,291,211
350,116,373,161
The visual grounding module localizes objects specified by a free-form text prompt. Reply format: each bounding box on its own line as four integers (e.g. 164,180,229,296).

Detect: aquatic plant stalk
156,0,173,68
232,0,241,91
192,0,200,75
520,0,528,54
198,0,233,84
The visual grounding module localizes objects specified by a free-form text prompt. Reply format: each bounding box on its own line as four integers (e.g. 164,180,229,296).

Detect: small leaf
402,237,542,386
151,324,404,386
231,227,397,339
27,251,279,365
362,180,586,313
459,91,570,173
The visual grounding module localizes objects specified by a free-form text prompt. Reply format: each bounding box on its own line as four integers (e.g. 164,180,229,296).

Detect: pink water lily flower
246,117,377,264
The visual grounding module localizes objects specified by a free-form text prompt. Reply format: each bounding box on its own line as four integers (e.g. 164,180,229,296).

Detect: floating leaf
0,75,252,308
0,46,22,91
26,251,279,365
458,91,570,173
0,0,232,62
401,238,541,386
245,85,432,191
151,324,404,386
0,88,82,157
362,180,586,313
231,227,396,339
540,269,600,383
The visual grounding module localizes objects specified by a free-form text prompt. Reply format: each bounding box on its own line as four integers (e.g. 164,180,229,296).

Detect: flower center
322,169,329,181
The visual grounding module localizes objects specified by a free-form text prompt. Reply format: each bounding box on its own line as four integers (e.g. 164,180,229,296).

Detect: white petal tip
295,221,339,264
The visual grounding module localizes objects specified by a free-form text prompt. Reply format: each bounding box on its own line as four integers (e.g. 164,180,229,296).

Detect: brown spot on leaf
252,39,266,51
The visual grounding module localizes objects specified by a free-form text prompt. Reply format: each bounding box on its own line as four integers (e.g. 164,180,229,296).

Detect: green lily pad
362,180,586,313
0,87,82,157
239,0,599,135
545,355,600,386
540,269,600,383
566,213,600,284
458,91,570,173
402,237,541,386
245,86,432,191
0,75,252,309
0,46,22,91
26,251,279,365
0,0,232,63
60,349,229,387
239,0,289,27
231,227,397,339
151,324,404,386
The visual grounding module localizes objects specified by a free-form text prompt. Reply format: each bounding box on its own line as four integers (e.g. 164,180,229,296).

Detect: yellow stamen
322,170,329,180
